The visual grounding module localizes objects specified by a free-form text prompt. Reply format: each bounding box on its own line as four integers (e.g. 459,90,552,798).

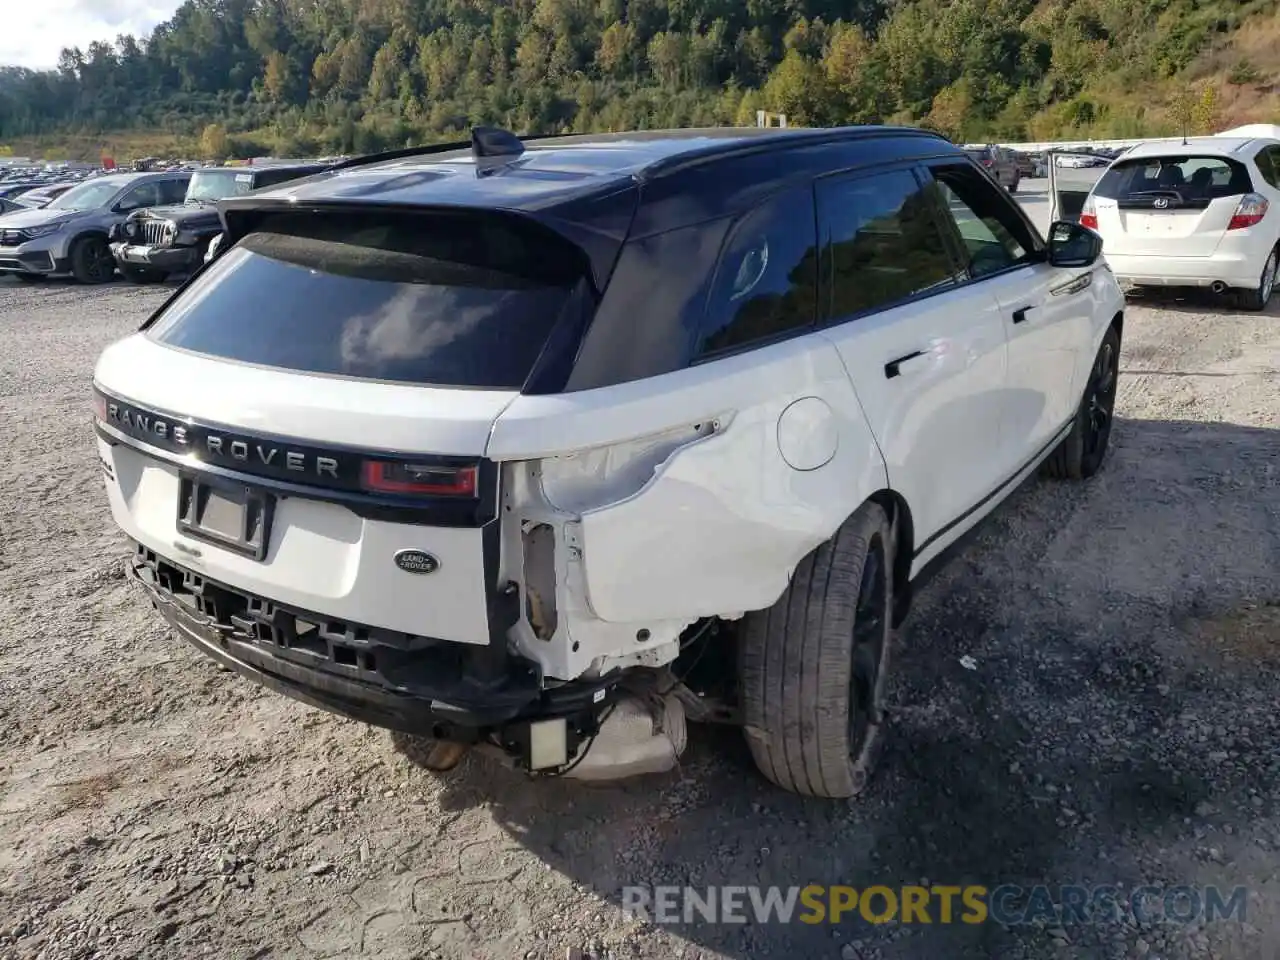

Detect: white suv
1078,136,1280,309
92,126,1125,798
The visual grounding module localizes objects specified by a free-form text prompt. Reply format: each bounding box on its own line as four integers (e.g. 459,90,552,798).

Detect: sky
1,0,185,70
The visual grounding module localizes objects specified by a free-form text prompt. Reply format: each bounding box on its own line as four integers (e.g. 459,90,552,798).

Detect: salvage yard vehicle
962,143,1020,192
0,171,190,283
92,126,1124,797
110,162,331,282
13,183,75,209
1068,135,1280,310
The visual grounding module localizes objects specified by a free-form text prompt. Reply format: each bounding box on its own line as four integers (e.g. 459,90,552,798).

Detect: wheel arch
867,489,915,628
70,228,111,247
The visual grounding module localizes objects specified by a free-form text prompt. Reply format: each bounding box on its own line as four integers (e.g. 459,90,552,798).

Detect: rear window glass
1094,155,1253,202
146,211,586,389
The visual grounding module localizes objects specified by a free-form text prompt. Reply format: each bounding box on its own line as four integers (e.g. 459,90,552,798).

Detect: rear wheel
69,235,115,284
1236,247,1278,312
1043,325,1121,480
739,502,893,798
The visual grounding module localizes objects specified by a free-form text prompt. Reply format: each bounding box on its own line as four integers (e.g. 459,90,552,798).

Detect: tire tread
740,503,891,798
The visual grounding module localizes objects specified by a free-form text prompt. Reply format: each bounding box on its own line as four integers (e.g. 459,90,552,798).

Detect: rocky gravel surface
0,236,1278,960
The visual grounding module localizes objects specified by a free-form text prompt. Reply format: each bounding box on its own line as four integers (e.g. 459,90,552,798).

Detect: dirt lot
0,243,1278,960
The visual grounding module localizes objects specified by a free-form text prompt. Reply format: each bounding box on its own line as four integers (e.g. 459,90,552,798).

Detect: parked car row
109,162,332,282
0,165,103,216
0,160,335,284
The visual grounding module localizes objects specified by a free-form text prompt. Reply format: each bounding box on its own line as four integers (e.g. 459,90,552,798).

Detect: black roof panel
233,126,954,215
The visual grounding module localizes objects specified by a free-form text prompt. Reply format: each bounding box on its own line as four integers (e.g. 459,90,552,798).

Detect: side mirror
1047,219,1103,268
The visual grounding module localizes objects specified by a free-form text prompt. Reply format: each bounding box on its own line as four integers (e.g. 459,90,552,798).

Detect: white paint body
94,233,1122,683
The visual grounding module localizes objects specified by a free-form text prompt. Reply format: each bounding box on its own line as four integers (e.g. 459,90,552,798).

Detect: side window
818,168,960,321
159,179,189,204
118,181,161,211
930,163,1037,279
1256,148,1280,189
256,168,312,188
698,186,819,357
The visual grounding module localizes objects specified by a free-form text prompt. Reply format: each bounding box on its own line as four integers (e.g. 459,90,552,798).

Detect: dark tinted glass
119,181,164,210
253,166,321,188
819,169,959,321
931,163,1035,278
147,211,585,389
1254,148,1280,189
1094,155,1254,201
698,186,819,356
159,178,190,204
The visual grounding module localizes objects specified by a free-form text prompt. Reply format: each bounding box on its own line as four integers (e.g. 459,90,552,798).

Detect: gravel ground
1,190,1278,960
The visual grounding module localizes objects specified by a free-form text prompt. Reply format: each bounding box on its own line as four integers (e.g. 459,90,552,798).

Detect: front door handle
1011,305,1034,324
884,349,929,379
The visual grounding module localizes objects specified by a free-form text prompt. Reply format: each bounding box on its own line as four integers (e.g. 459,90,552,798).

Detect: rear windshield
146,211,586,389
1093,155,1253,203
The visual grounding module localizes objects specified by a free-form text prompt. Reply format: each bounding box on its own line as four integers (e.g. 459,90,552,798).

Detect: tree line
0,0,1267,159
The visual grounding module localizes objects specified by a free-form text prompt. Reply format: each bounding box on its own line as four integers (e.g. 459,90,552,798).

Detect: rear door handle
884,350,930,379
1011,305,1034,324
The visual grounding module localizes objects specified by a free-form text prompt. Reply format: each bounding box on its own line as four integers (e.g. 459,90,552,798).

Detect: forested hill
1,0,1278,160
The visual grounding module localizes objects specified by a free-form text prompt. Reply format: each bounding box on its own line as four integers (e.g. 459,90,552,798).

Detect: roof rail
637,125,949,181
329,127,562,173
330,138,471,171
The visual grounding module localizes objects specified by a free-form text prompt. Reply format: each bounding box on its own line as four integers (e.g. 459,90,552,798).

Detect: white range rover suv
92,126,1125,798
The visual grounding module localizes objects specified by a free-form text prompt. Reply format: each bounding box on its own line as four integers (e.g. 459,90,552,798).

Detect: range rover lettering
92,126,1123,797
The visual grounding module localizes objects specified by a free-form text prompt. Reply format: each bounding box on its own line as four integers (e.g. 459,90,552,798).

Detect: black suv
110,163,329,281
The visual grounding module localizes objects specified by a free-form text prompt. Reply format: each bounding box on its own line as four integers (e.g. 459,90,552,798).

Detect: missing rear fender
501,425,721,683
499,417,858,682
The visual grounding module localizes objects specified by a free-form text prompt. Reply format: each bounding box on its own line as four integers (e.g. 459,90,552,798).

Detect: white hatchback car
1077,136,1280,309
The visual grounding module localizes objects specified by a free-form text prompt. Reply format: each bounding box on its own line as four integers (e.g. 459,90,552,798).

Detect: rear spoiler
1047,150,1111,224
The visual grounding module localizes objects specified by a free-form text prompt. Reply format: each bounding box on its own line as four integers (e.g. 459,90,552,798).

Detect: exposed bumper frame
127,546,619,738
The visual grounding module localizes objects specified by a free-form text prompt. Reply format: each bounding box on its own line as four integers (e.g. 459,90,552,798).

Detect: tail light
91,390,108,422
360,460,478,497
1079,195,1098,231
1228,193,1268,230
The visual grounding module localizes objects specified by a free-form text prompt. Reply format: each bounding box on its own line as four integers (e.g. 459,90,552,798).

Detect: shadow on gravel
396,416,1280,960
1123,286,1280,317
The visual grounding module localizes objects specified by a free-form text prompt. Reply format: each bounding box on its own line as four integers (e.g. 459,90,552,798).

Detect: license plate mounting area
177,473,275,561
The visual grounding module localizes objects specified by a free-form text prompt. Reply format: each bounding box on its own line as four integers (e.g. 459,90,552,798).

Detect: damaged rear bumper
127,545,617,744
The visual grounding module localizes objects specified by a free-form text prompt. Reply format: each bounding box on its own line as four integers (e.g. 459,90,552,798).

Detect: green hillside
1,0,1279,162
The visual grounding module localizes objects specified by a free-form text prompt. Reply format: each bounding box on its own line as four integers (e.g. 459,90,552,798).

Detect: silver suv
0,172,190,284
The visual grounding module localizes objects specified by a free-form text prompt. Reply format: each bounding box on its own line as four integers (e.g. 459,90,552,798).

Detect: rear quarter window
697,185,819,357
145,210,589,390
1094,155,1253,201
